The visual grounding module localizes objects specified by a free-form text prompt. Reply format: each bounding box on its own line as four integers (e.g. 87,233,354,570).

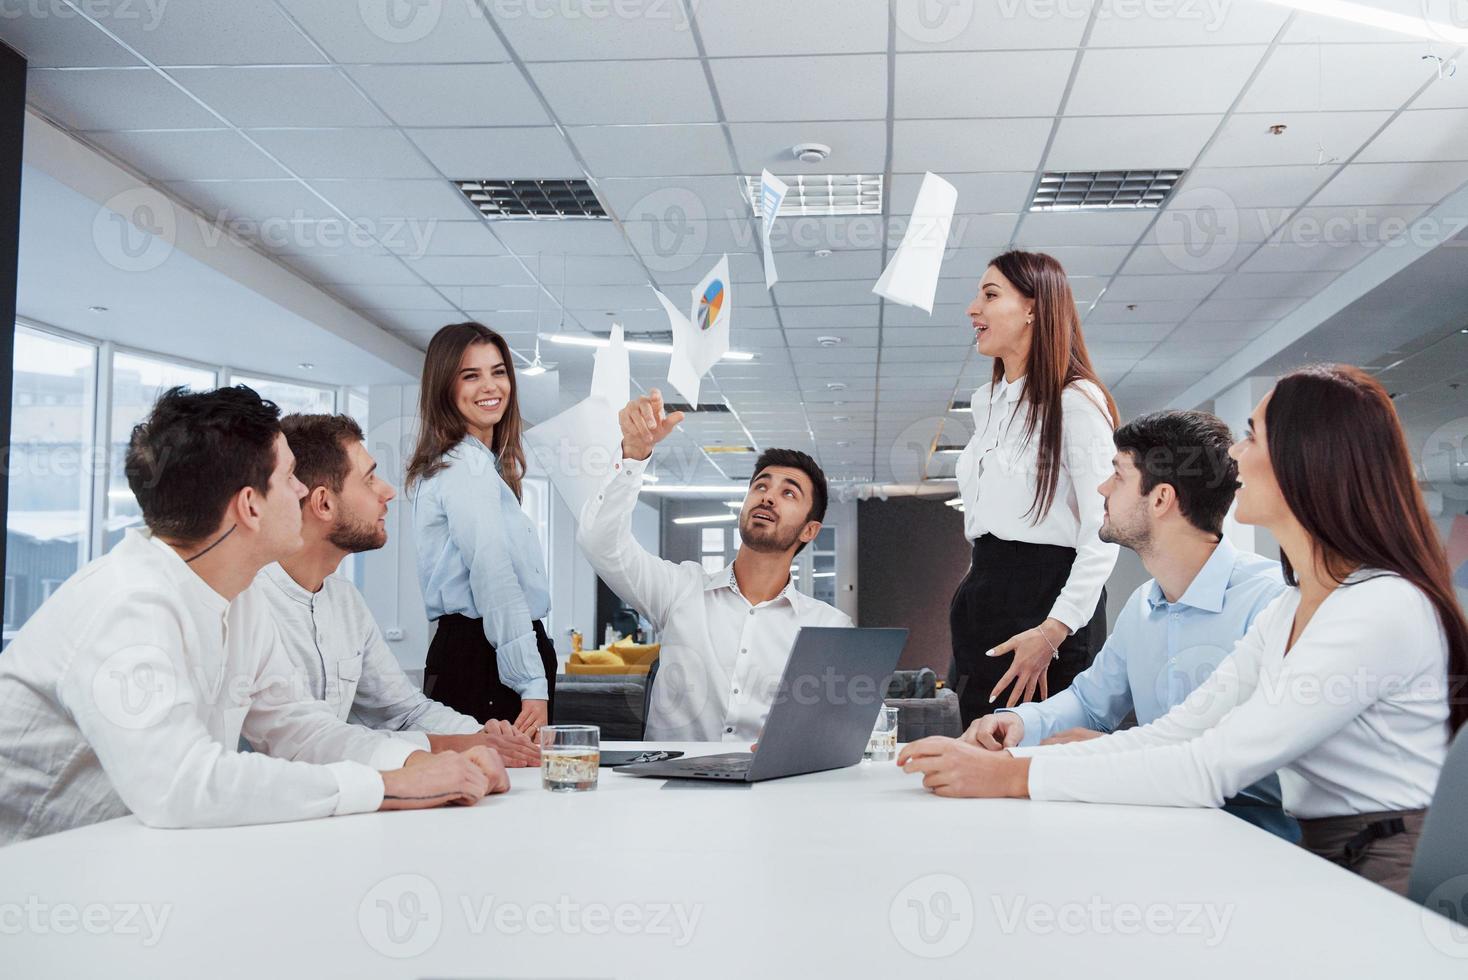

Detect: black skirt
949,535,1106,728
424,616,557,725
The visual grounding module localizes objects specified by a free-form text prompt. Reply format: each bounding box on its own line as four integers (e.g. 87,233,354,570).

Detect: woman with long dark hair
407,322,554,735
901,364,1467,894
950,250,1121,725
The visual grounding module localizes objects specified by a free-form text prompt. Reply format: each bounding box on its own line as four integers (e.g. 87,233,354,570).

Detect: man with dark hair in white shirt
0,385,508,845
578,390,852,743
260,413,538,765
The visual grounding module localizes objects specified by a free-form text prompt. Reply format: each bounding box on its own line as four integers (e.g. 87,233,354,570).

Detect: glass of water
540,725,600,792
865,704,900,762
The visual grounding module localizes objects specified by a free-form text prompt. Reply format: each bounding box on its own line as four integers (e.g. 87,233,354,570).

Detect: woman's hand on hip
513,698,549,737
986,618,1068,708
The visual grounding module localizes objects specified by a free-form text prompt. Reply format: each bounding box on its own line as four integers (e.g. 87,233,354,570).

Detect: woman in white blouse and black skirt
951,250,1120,726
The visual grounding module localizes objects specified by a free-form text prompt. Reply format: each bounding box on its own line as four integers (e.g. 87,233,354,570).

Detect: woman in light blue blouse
407,322,553,735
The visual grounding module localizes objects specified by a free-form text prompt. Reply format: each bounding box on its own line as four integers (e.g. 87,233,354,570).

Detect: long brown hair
987,249,1119,522
1266,364,1468,733
405,322,527,500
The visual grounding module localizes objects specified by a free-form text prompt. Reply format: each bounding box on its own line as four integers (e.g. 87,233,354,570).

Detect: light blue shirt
411,436,551,700
1006,539,1288,807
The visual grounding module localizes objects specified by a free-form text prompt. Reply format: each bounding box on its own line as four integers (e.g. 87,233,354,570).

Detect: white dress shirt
256,563,482,750
577,455,853,742
1017,571,1451,819
0,529,423,845
956,376,1119,631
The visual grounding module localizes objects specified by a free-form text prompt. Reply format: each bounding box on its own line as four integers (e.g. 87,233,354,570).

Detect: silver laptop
613,626,909,783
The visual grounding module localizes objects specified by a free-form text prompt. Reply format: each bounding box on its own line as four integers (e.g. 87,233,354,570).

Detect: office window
232,375,335,416
106,351,218,553
809,527,838,606
520,477,552,596
701,525,729,574
346,386,369,432
5,327,97,641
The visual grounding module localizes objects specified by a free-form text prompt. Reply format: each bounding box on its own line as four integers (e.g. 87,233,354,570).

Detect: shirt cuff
397,731,432,752
616,455,649,478
1047,597,1086,634
328,761,385,815
367,735,424,771
999,706,1042,747
496,632,549,700
1008,745,1040,759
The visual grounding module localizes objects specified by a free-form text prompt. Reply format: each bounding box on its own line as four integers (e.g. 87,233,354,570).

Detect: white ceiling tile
281,251,425,285
1238,239,1381,273
1080,321,1179,343
948,212,1021,247
1283,203,1430,244
892,118,1052,172
453,284,544,310
165,179,338,223
331,282,457,310
1188,295,1308,321
624,219,753,272
1312,162,1468,206
711,54,887,121
1412,70,1468,110
1181,165,1334,208
597,176,749,223
889,171,1035,214
1223,270,1344,297
1165,315,1275,343
774,249,884,281
399,256,537,286
171,67,391,128
1046,114,1221,170
1016,209,1157,246
1088,299,1199,324
785,327,881,346
1087,0,1290,45
247,128,441,179
492,220,634,256
562,284,662,311
729,120,887,173
1106,273,1227,302
495,4,700,60
573,124,736,176
309,178,475,224
1069,276,1108,304
1144,204,1284,247
358,309,465,334
0,13,140,66
884,303,969,326
894,0,1088,50
528,60,717,125
28,68,219,130
1068,46,1265,116
986,244,1133,276
278,0,511,63
1121,242,1246,275
882,326,976,346
1201,111,1392,167
1278,9,1433,44
1240,43,1434,114
104,0,327,65
346,64,549,127
657,252,766,285
408,127,582,177
780,305,881,328
540,255,655,284
773,280,878,306
695,0,888,56
771,215,887,253
387,221,506,257
895,50,1075,118
1357,108,1468,164
85,129,289,179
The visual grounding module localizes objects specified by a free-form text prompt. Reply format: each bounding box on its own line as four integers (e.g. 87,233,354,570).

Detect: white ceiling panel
387,221,507,257
891,118,1052,172
595,176,749,223
1239,43,1435,114
102,0,327,65
1188,295,1309,321
283,252,428,286
407,127,582,177
1105,273,1227,302
247,128,442,179
169,67,389,128
893,0,1089,50
1201,111,1393,168
328,282,457,311
529,60,718,125
165,179,339,223
494,4,701,60
948,213,1022,248
85,129,289,179
772,281,878,306
780,305,882,329
711,55,887,122
0,12,139,67
1046,114,1221,171
1081,321,1179,343
347,64,550,128
574,124,737,176
1016,209,1158,246
895,51,1076,118
1224,269,1344,297
729,121,887,173
492,220,635,256
308,179,476,223
1120,242,1247,275
1312,161,1468,206
1088,300,1201,324
28,68,219,131
278,0,512,63
989,244,1133,276
1181,165,1334,208
1238,239,1382,273
773,249,884,281
889,172,1035,215
1357,108,1468,164
1067,46,1265,116
694,0,889,56
1086,0,1290,46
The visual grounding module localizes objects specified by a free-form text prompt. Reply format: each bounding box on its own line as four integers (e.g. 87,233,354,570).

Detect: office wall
0,42,24,583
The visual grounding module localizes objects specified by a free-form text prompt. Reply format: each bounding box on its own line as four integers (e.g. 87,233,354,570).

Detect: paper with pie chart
659,254,732,406
525,323,630,520
873,171,957,313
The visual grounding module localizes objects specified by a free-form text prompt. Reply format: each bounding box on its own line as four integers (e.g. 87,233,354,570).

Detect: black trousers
424,616,557,725
950,535,1106,728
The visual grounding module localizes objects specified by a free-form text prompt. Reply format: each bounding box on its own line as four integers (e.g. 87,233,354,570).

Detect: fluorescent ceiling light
641,473,659,483
541,333,755,362
673,512,738,525
741,174,883,217
1256,0,1468,42
640,484,748,495
1030,170,1183,212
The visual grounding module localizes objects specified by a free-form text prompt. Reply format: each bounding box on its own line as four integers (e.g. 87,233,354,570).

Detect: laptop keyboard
690,757,752,774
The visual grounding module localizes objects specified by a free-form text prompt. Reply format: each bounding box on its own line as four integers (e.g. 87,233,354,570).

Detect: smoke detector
817,336,843,347
792,142,831,164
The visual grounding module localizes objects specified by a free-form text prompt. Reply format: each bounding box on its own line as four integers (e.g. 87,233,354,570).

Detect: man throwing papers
578,391,851,742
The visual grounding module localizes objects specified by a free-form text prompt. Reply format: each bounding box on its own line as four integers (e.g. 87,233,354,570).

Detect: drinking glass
865,704,900,762
540,725,600,792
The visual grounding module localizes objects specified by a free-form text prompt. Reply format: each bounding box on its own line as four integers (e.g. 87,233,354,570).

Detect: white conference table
4,741,1465,978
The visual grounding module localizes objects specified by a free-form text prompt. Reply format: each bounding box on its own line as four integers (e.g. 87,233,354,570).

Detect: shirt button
725,727,734,734
733,688,740,695
749,609,756,617
740,648,747,655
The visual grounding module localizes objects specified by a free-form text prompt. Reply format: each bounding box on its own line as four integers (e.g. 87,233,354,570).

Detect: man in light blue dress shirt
963,410,1298,840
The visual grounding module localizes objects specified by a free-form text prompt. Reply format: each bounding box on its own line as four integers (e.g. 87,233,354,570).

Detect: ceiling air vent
741,174,883,217
455,179,607,219
664,402,731,414
1029,170,1184,212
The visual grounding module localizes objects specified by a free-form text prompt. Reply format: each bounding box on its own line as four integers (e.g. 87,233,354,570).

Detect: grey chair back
1408,725,1468,919
887,690,961,742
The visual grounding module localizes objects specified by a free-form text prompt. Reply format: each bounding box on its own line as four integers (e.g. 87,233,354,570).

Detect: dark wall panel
0,42,26,589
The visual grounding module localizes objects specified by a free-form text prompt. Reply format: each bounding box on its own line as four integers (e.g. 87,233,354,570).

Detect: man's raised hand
619,389,686,461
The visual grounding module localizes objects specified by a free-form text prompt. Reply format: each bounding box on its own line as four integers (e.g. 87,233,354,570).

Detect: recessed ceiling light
1030,169,1184,212
1268,124,1288,136
817,336,843,347
298,362,314,370
742,174,882,217
673,513,738,525
791,142,831,163
88,305,109,314
1459,328,1468,334
454,179,607,220
826,382,847,391
813,249,833,258
836,440,851,447
832,415,850,422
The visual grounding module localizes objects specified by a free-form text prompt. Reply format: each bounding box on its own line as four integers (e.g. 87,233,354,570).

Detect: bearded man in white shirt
578,390,853,743
260,413,538,766
0,385,508,846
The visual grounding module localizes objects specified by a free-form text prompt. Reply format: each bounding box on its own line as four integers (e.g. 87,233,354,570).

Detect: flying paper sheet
524,324,630,519
872,171,957,314
660,254,732,406
759,169,788,289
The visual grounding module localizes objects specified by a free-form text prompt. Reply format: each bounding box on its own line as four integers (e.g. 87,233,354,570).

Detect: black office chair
1408,725,1468,922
